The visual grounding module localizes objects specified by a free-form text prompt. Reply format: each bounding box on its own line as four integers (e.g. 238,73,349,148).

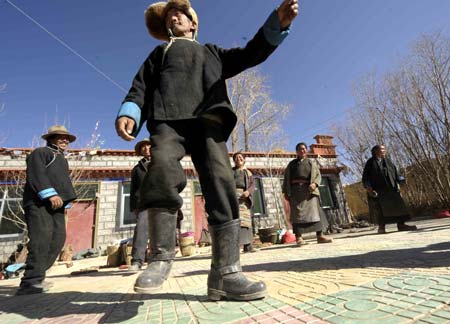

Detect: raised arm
215,0,299,79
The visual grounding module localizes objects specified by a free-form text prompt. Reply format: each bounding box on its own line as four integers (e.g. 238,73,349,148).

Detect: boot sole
134,284,165,293
208,288,267,301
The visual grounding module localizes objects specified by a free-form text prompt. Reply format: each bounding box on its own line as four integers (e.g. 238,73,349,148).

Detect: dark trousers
140,119,239,225
21,203,66,287
131,210,149,264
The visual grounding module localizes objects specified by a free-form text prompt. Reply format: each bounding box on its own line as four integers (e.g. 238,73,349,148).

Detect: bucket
106,245,120,267
179,232,195,257
258,227,279,243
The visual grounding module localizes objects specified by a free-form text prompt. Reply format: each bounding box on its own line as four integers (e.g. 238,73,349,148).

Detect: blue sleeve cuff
263,9,290,46
65,203,72,209
117,102,141,130
38,188,58,200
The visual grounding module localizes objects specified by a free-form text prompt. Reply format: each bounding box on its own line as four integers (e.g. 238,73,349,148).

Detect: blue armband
263,10,291,46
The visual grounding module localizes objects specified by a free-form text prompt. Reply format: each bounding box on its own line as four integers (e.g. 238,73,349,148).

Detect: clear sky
1,0,450,151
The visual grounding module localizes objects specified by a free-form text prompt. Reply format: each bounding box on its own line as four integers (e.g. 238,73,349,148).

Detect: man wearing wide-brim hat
128,138,152,271
17,125,77,295
115,0,298,300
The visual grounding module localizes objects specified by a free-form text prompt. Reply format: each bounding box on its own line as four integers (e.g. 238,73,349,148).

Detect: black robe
362,157,410,224
130,158,150,212
23,145,77,208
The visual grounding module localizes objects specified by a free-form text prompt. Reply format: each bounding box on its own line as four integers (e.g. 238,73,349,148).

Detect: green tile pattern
293,272,450,324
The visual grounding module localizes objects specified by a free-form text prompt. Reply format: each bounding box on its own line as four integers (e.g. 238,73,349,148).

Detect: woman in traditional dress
232,152,257,253
282,142,332,246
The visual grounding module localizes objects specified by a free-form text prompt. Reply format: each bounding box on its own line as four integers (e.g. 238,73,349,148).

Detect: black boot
134,208,177,293
208,219,267,301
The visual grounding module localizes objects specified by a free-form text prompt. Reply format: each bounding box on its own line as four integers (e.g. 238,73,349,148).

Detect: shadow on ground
0,288,204,323
246,241,450,273
182,241,450,276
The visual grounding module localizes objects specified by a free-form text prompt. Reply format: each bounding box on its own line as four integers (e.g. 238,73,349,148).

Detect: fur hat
134,138,151,155
41,125,76,143
144,0,198,41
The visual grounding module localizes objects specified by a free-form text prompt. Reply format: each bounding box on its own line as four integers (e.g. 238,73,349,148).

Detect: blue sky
1,0,450,151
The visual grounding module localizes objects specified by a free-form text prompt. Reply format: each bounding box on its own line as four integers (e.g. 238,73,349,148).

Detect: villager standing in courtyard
282,142,332,247
115,0,298,300
232,152,257,253
17,125,77,295
128,138,151,271
362,144,417,234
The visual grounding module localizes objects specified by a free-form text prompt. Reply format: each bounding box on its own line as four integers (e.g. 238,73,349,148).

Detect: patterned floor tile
292,272,450,324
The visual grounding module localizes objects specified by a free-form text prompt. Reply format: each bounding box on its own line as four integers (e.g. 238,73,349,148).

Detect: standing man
129,138,151,271
115,0,298,301
17,125,77,295
362,144,418,234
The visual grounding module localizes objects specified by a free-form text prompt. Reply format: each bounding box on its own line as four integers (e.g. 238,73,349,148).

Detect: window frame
0,187,26,238
251,177,267,218
119,181,137,228
318,176,336,209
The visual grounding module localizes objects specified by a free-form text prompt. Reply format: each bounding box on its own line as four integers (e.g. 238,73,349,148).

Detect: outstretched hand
115,116,136,141
277,0,299,29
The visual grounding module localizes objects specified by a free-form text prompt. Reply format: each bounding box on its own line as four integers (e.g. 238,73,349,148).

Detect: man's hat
145,0,198,41
41,125,76,143
134,138,151,155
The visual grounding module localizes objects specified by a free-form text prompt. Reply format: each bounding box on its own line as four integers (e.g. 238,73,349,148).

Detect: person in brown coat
232,152,257,253
282,142,332,246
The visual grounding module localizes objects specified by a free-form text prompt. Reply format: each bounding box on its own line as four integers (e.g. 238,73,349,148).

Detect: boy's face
140,144,151,158
165,8,196,38
234,154,245,168
50,135,70,151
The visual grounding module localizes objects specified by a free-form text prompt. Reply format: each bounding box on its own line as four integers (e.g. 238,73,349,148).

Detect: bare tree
227,68,291,152
334,32,450,211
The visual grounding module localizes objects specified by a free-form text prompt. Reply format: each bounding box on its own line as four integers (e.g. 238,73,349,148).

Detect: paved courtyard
1,218,450,323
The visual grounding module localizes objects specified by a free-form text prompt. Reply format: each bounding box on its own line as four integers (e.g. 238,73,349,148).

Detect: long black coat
23,145,77,208
130,158,149,212
123,28,276,139
362,157,410,224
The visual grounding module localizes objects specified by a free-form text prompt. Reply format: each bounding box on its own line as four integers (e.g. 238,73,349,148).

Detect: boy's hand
49,195,64,210
116,116,136,141
277,0,299,29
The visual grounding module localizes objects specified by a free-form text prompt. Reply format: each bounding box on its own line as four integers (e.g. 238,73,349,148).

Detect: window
252,178,267,217
319,177,335,209
279,176,336,209
119,182,137,228
193,180,202,196
73,182,98,201
0,187,26,237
